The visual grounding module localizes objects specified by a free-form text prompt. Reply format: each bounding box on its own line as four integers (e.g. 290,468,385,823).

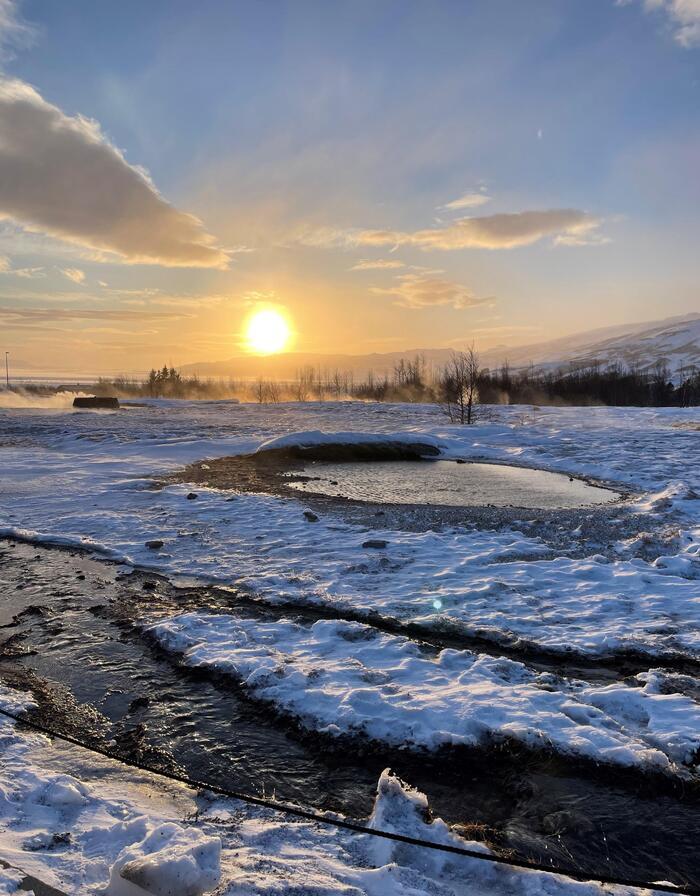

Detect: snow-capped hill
567,314,700,374
480,313,700,376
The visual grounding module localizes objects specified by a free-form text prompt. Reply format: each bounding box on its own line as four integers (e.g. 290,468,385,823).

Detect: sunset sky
0,0,698,374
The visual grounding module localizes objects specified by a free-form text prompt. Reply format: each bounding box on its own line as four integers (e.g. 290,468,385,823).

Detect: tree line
91,355,700,417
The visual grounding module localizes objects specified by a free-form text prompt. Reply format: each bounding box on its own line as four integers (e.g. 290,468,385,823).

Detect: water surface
287,459,620,509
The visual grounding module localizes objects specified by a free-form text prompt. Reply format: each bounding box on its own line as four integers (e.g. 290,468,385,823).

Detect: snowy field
0,398,698,894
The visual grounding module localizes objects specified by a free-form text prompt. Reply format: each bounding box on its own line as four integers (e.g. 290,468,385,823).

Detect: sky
0,0,698,375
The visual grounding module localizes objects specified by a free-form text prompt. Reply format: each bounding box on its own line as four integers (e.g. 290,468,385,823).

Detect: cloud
370,274,493,310
0,0,35,63
619,0,700,47
439,192,491,211
60,267,85,284
0,306,193,324
349,258,406,270
355,209,604,251
0,78,228,268
0,254,44,277
306,209,605,252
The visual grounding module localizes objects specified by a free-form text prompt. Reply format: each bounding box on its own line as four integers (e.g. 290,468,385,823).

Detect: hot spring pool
286,459,620,509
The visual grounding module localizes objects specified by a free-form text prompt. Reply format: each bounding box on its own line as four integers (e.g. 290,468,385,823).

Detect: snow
0,685,651,896
0,687,220,895
0,399,699,892
0,402,698,659
106,820,221,896
148,612,700,772
256,429,443,453
0,868,28,896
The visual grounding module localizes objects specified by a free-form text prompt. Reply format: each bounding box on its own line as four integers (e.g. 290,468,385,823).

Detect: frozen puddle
286,459,620,509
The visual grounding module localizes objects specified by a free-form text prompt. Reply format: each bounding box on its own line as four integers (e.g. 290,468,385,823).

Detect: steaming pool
286,459,621,509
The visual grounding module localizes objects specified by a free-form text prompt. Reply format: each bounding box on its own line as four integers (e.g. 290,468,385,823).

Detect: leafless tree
439,346,480,424
294,365,315,402
255,378,280,404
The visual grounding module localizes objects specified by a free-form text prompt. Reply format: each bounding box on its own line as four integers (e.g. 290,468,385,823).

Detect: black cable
0,705,696,895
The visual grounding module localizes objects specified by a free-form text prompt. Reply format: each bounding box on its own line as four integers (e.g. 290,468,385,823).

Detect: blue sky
0,0,698,372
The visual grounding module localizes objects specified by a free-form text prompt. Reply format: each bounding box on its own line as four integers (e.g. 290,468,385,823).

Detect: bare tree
294,365,315,402
439,346,480,424
254,378,280,404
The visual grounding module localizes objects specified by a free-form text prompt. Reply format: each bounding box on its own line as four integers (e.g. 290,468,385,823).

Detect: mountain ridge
179,312,700,380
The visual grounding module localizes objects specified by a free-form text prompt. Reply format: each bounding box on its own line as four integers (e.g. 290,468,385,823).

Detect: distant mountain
180,312,700,382
480,312,700,376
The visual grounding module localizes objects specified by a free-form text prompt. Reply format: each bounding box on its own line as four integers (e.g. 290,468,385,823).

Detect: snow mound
256,429,443,456
107,819,221,896
367,769,489,873
0,868,27,896
632,481,698,514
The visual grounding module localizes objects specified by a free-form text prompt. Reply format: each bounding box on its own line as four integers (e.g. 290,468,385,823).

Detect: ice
106,819,221,896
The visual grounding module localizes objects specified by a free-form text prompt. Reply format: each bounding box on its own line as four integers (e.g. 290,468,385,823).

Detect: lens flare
245,308,291,354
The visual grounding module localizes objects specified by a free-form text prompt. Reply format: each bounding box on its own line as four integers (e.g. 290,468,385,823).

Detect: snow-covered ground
148,613,700,773
0,685,656,896
0,401,698,657
0,399,698,893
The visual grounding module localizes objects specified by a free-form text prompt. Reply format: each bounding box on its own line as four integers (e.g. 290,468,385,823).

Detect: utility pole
4,352,8,389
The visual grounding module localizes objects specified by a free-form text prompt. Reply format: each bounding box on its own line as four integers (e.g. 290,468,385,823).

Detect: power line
0,706,696,895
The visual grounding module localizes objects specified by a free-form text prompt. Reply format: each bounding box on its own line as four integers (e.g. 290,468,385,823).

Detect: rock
72,396,120,409
186,492,198,500
129,696,150,713
145,540,164,550
303,511,319,522
362,539,388,549
142,581,157,591
455,458,467,464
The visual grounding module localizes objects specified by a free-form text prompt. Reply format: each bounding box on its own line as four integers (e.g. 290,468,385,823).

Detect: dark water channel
0,539,697,888
286,459,620,509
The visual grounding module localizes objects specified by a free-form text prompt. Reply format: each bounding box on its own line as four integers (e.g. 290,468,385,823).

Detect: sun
245,307,291,355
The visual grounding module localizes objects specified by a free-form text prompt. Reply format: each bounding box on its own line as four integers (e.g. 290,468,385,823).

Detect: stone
362,539,388,549
303,511,319,522
72,396,120,409
186,492,198,500
145,540,164,550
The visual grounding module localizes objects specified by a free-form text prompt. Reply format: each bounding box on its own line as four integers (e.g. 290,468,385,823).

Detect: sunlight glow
245,308,291,354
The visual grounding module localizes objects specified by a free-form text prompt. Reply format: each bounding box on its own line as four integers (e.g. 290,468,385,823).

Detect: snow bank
0,682,674,896
0,686,220,896
148,613,700,772
107,819,220,896
0,868,27,896
255,429,444,454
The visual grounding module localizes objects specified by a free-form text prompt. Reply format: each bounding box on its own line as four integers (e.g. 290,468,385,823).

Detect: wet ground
1,539,699,888
286,459,620,509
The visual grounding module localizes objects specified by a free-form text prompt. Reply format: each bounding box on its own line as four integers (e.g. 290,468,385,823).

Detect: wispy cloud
306,209,605,252
0,78,229,268
370,273,493,310
438,191,491,211
618,0,700,47
59,267,85,284
0,306,193,324
0,0,35,63
349,258,406,271
0,254,44,277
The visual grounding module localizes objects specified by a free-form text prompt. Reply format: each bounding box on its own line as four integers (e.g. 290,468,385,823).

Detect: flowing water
0,540,697,887
286,459,621,508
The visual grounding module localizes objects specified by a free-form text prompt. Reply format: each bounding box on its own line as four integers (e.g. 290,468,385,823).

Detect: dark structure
72,396,120,409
